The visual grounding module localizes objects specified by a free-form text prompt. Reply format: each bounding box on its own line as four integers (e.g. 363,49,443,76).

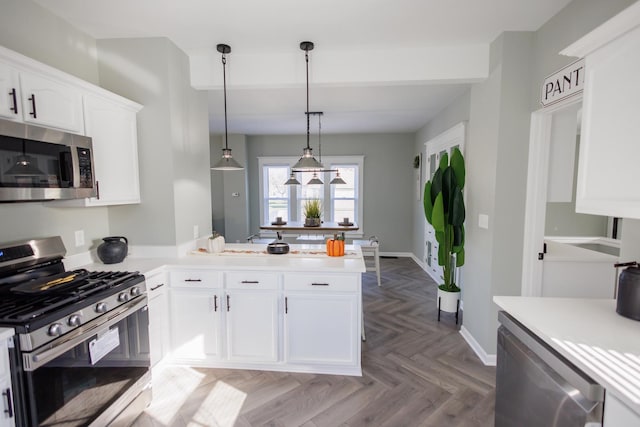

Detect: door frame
521,96,583,296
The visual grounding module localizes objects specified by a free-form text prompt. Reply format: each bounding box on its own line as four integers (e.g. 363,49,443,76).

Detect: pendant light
211,43,244,171
284,172,301,185
329,171,346,185
292,41,324,171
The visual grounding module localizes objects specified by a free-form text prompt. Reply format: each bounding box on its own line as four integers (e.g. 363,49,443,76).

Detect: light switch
478,214,489,229
232,192,240,197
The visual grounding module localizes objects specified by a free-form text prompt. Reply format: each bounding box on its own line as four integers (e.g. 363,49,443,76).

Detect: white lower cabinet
604,393,640,426
284,293,358,366
146,272,169,367
170,288,222,362
0,330,15,427
166,268,361,375
225,289,279,363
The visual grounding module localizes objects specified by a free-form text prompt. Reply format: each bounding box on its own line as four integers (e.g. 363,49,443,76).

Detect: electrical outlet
75,230,85,247
193,225,199,239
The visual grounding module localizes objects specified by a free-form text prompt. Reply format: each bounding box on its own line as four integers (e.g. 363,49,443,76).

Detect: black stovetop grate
0,269,143,326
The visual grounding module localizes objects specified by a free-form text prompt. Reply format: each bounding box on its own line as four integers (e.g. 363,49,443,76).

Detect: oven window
0,135,73,188
25,308,150,426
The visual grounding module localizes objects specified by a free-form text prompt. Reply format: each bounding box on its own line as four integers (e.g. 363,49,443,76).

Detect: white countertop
494,296,640,414
77,243,366,275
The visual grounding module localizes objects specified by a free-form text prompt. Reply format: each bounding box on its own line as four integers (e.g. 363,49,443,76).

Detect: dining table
259,221,359,240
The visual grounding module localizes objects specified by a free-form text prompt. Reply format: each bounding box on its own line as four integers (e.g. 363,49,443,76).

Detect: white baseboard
379,251,414,258
459,326,497,366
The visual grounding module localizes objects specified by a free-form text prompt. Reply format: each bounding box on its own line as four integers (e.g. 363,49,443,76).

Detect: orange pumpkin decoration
326,238,345,257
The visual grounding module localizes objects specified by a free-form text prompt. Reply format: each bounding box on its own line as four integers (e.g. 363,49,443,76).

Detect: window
258,156,364,235
262,164,290,222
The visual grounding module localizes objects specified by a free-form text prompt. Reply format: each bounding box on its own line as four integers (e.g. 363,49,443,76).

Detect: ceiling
34,0,573,135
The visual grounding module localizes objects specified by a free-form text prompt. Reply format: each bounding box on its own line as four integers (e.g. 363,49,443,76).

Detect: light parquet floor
133,257,496,427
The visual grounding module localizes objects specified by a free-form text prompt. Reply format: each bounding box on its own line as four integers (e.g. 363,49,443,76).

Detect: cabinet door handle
241,280,259,284
285,297,288,314
311,283,329,286
213,295,218,312
184,278,202,282
28,94,37,118
226,294,230,311
2,388,13,418
150,283,165,291
9,88,18,114
95,180,100,200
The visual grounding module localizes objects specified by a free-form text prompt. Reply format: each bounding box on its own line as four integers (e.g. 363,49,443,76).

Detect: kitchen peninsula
80,243,366,376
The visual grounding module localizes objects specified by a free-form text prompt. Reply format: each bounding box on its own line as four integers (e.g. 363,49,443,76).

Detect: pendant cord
318,113,322,162
222,53,229,150
305,49,310,150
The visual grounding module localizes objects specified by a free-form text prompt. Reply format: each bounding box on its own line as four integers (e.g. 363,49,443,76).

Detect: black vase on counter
617,265,640,321
97,236,128,264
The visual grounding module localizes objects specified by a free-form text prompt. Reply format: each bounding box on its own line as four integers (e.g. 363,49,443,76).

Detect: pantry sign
541,59,585,106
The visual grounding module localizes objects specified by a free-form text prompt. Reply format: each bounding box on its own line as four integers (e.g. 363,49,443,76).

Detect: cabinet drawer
225,272,280,290
146,272,167,295
284,273,359,292
170,270,221,288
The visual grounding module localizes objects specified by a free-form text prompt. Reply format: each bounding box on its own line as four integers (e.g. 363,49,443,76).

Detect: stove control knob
130,286,141,297
118,292,129,303
67,314,82,327
95,302,108,313
48,323,63,337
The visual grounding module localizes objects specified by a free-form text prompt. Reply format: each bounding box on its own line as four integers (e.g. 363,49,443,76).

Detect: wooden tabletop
260,221,359,232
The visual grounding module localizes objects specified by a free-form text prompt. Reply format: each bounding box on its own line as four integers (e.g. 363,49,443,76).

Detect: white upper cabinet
0,45,143,206
19,72,84,134
562,2,640,219
0,63,20,120
82,94,141,206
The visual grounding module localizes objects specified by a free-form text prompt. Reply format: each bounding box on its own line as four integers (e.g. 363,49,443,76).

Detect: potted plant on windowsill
303,199,322,227
423,147,466,313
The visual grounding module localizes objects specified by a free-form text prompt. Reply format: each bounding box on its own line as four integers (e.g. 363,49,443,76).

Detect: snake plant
423,147,466,292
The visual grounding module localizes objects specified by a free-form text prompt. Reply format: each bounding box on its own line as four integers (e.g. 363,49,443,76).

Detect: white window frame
258,155,364,238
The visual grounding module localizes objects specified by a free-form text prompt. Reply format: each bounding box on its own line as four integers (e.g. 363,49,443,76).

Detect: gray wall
246,133,415,253
96,38,212,246
412,0,637,356
0,0,109,255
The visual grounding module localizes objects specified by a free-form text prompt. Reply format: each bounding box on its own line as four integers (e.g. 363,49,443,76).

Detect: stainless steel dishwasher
495,311,605,427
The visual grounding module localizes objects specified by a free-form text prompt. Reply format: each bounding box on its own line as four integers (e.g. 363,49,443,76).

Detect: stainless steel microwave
0,118,96,202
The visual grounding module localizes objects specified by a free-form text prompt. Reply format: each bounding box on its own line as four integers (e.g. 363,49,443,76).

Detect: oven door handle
23,296,148,371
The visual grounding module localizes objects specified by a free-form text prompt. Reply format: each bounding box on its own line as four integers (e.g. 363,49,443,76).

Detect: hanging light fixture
292,41,324,171
329,171,346,185
284,172,301,185
211,43,244,171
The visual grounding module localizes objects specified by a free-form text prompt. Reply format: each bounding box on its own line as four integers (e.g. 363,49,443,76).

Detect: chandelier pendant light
211,43,244,171
292,41,324,171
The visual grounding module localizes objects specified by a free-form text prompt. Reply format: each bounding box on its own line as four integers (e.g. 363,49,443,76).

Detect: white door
19,72,83,133
225,290,279,362
0,63,20,120
284,293,358,366
170,289,221,360
83,94,140,205
423,122,466,284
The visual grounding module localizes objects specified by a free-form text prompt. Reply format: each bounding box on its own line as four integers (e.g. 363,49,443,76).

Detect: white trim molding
459,326,497,366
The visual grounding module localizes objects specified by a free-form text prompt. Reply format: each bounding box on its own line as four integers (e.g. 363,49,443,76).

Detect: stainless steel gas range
0,236,151,426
